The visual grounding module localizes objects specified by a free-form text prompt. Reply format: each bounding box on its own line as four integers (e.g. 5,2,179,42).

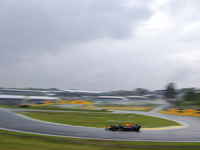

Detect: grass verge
76,104,160,111
16,111,180,128
0,104,111,112
0,129,200,150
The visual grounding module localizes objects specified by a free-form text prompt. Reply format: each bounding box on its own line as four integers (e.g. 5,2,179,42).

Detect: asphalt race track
0,107,200,142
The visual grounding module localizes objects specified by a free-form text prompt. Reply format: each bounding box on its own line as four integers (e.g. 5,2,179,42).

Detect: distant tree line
167,83,200,106
183,91,200,104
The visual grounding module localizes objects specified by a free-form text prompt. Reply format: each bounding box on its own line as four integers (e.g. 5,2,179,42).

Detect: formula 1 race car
105,123,141,132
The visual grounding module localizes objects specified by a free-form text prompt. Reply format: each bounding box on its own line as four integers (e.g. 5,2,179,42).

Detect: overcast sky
1,0,200,91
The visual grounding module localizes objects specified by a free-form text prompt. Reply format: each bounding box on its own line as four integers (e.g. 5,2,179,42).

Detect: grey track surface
0,107,200,142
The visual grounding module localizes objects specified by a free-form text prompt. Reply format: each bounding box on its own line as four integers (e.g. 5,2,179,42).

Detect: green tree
184,91,200,103
165,83,176,99
183,91,197,101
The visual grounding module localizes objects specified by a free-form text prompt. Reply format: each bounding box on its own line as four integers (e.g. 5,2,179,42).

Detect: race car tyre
111,125,117,131
135,124,141,128
135,127,140,132
134,124,141,132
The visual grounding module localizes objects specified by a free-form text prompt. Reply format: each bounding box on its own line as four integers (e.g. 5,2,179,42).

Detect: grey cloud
167,64,200,88
165,0,200,22
0,0,152,55
1,0,200,91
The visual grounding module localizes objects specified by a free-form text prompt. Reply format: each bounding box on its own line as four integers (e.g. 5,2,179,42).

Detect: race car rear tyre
111,125,117,131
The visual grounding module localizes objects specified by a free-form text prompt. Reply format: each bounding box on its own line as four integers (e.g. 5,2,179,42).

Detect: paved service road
0,107,200,142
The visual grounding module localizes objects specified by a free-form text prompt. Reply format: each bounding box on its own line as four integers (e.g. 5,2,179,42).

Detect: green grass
0,129,200,150
93,104,160,111
96,104,158,108
0,104,111,112
17,111,180,128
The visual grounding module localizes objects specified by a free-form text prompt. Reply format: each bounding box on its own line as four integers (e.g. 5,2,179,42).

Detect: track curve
1,107,200,142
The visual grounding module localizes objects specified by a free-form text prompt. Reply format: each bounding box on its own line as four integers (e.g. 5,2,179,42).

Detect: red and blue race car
105,123,141,132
